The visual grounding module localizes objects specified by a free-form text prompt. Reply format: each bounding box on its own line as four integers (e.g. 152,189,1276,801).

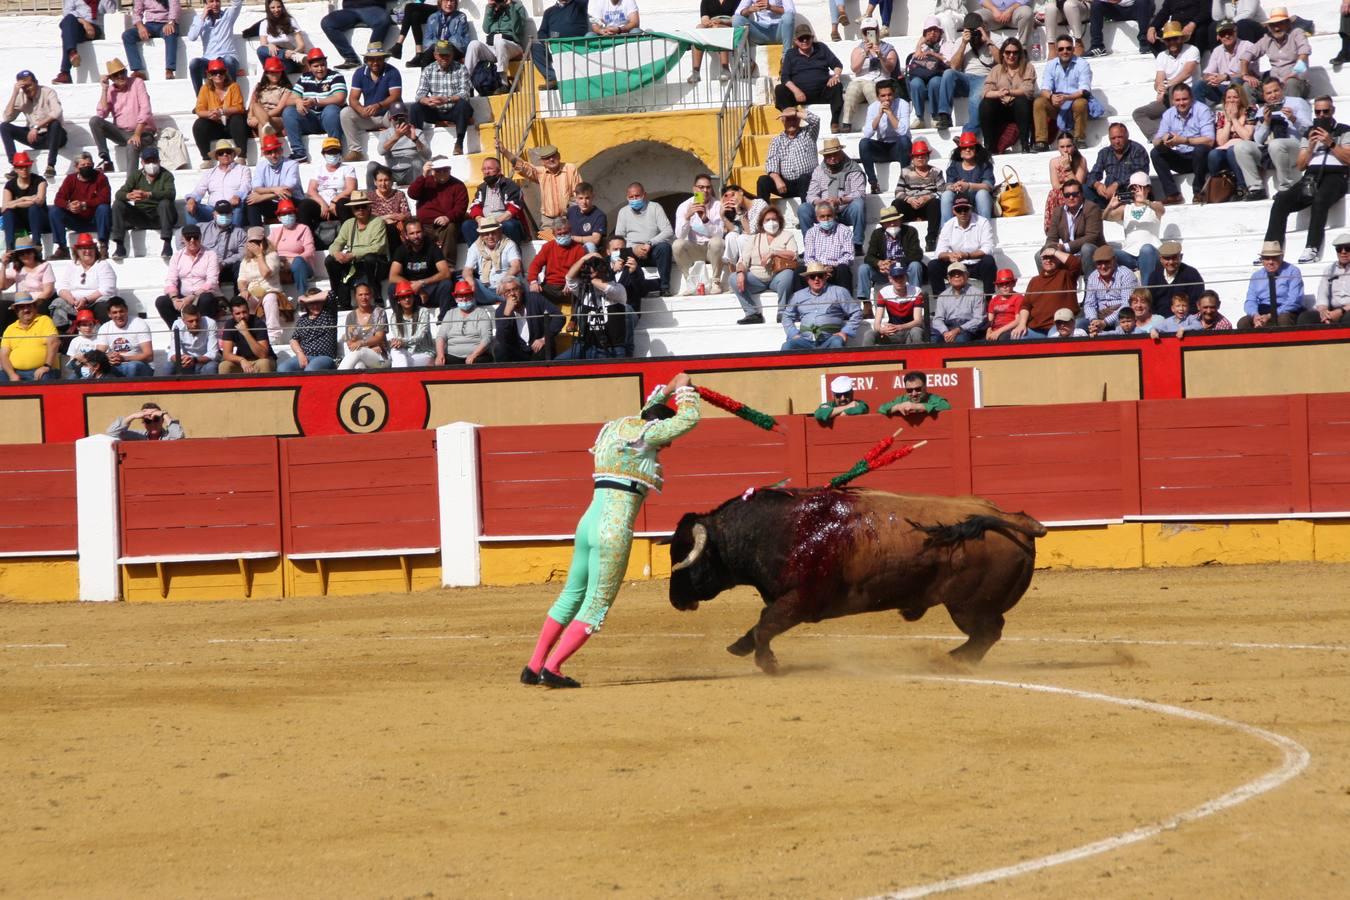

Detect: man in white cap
930,262,987,343
1046,305,1088,337
1299,232,1350,325
813,375,870,423
843,18,900,130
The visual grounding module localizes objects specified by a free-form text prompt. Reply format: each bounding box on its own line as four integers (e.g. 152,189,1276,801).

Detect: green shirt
813,399,870,424
331,215,389,260
878,392,951,416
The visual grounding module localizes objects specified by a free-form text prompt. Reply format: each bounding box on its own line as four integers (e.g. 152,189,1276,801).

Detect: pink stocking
527,616,567,673
543,620,592,674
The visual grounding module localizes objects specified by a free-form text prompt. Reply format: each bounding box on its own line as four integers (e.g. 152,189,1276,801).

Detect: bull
667,486,1046,674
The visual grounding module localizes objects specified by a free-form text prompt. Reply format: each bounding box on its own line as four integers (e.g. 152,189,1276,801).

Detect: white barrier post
75,434,121,602
436,422,482,587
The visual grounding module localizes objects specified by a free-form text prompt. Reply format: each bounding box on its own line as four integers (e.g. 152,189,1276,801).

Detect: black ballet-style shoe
540,668,581,689
520,665,541,685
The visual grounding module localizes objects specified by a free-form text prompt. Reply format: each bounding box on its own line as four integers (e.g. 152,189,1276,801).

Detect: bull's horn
671,524,708,572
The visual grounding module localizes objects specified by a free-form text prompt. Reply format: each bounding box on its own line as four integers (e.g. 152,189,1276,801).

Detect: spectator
465,157,528,245
1194,289,1234,329
385,281,435,366
340,42,403,163
89,59,156,174
532,0,591,89
370,100,431,186
1145,0,1212,54
2,71,66,179
495,278,564,361
414,0,492,70
781,262,862,350
1251,7,1311,98
607,235,655,311
237,226,284,343
106,403,183,439
944,15,998,140
187,0,244,93
51,152,112,259
778,24,846,134
614,182,674,296
1021,245,1083,337
893,139,945,251
156,223,222,324
124,0,182,81
247,133,312,228
719,183,766,265
1085,121,1151,207
252,0,310,73
1153,291,1201,334
1127,288,1165,334
732,0,796,54
858,80,912,195
1264,97,1350,264
269,198,318,294
863,265,927,345
389,218,453,314
65,309,99,378
879,371,953,415
907,18,956,130
436,280,495,363
979,37,1035,155
1104,171,1164,276
1034,35,1098,151
220,295,277,373
1232,76,1309,200
1046,305,1088,337
1297,234,1350,324
688,0,738,84
1104,301,1141,334
672,173,727,294
930,195,996,291
861,205,924,300
499,142,580,234
1198,18,1257,106
1043,132,1088,233
284,49,348,163
279,288,339,371
590,0,641,35
978,0,1035,49
1210,0,1264,44
1239,239,1304,327
802,201,855,293
1335,4,1350,68
756,107,820,204
1144,239,1205,313
1149,83,1214,204
1133,22,1203,139
391,0,437,61
307,137,359,228
526,219,586,307
1,154,51,254
1083,244,1139,331
96,295,154,377
463,218,522,307
0,294,59,382
476,0,528,84
556,254,633,359
55,0,120,85
192,59,250,169
325,191,389,308
201,199,245,295
931,263,987,342
322,0,394,71
985,268,1023,340
942,132,995,222
247,57,297,143
812,375,869,424
1045,177,1103,272
409,156,469,258
56,233,115,327
733,206,798,325
927,0,968,41
843,18,901,131
161,302,220,375
366,165,410,239
1046,0,1092,50
111,148,176,263
1208,84,1256,196
0,238,56,332
567,182,608,248
186,139,250,226
1088,0,1154,57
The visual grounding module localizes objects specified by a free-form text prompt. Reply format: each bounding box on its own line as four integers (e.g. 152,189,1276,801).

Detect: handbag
997,165,1031,218
905,49,947,82
1200,170,1236,204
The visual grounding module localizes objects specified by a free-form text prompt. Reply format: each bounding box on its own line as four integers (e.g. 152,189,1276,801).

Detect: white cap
830,375,854,394
1129,171,1150,187
1053,307,1075,323
860,16,879,32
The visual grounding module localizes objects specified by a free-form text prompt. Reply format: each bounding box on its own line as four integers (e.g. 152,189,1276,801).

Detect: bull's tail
907,513,1047,554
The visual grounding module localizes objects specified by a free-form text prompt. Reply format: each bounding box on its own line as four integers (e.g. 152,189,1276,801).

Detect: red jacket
528,240,588,288
54,171,112,213
408,173,468,228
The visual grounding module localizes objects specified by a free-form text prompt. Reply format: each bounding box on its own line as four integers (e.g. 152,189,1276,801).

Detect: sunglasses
806,273,828,279
1336,245,1350,252
1315,109,1334,116
1056,45,1073,52
1003,49,1020,55
209,71,228,77
184,235,201,242
795,36,812,42
1063,191,1081,198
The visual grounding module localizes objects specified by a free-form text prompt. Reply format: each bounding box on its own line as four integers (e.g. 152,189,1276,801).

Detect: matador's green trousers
546,486,646,630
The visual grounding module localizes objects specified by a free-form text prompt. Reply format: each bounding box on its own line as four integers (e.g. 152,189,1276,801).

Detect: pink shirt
97,77,155,131
133,0,180,26
163,246,220,297
269,222,316,268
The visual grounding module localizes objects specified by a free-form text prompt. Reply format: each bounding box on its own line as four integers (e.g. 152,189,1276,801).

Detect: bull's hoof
727,636,755,657
755,654,780,676
900,607,927,622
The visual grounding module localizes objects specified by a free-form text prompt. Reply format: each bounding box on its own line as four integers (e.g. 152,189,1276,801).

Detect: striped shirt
292,71,348,104
803,223,855,267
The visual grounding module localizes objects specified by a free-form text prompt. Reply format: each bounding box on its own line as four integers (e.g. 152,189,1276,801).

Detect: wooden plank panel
969,432,1121,467
1140,455,1294,489
0,471,79,499
289,521,439,554
1141,483,1294,515
120,466,281,497
1138,396,1289,429
287,488,437,526
0,442,75,471
479,449,599,482
284,460,437,492
1138,425,1292,458
1307,420,1350,455
118,436,278,470
977,489,1123,522
971,465,1115,494
121,493,280,529
0,524,78,554
121,525,278,558
0,502,80,528
971,402,1124,435
482,506,586,536
479,423,600,454
282,431,435,466
481,479,593,509
1311,482,1350,512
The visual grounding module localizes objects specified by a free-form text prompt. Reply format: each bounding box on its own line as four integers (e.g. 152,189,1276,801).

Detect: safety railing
494,40,540,170
715,36,754,190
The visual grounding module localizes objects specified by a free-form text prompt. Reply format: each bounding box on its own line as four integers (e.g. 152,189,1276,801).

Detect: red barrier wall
0,443,77,555
1310,393,1350,512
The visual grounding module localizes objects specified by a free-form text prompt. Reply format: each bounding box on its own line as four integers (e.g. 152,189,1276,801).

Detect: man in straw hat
185,138,250,226
781,261,863,350
1251,7,1312,97
89,58,156,174
1238,239,1304,328
340,40,403,163
798,136,867,248
1132,22,1202,139
325,190,390,308
756,105,821,203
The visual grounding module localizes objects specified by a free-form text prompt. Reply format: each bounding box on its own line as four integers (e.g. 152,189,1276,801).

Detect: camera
1266,111,1290,139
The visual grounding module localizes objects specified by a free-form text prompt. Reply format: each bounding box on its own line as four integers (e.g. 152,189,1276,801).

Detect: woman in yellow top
193,58,250,168
523,373,701,688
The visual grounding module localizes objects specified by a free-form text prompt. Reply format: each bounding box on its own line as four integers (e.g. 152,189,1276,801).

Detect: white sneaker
686,70,701,84
1299,247,1321,264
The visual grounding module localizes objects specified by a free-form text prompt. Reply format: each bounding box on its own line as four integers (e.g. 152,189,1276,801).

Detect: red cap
994,268,1016,285
394,281,418,298
11,151,32,167
261,134,283,153
958,132,979,148
306,48,327,61
276,198,296,214
262,56,285,73
910,139,930,157
206,58,228,73
75,309,96,324
74,232,97,249
452,281,475,297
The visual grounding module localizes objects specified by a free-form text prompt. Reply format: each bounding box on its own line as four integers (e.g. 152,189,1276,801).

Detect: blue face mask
555,234,573,246
628,198,646,212
818,219,837,233
214,213,230,227
457,300,476,312
279,214,297,227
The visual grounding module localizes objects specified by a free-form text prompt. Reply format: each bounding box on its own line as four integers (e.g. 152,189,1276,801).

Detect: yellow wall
425,375,640,427
1036,524,1145,569
121,558,285,602
285,556,441,598
86,390,301,439
481,538,657,586
0,559,78,602
536,109,723,174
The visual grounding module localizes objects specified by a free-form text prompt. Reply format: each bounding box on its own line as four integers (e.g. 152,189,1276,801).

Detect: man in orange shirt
498,141,579,233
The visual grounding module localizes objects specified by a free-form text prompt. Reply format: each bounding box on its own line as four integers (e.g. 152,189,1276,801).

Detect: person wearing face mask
613,181,674,296
799,139,867,252
201,199,247,298
111,146,178,262
435,280,495,365
307,137,359,231
186,139,251,227
860,206,924,304
247,133,318,228
50,152,112,261
527,219,589,306
733,206,799,325
268,198,318,295
463,156,528,245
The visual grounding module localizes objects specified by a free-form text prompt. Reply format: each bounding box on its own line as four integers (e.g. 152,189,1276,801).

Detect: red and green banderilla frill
830,429,929,488
695,385,777,431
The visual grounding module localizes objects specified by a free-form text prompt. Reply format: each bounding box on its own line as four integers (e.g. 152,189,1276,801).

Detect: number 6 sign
337,383,390,434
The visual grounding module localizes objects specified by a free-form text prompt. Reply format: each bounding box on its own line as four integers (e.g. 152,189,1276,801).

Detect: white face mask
143,163,160,176
280,214,297,227
324,153,341,165
764,219,782,235
885,226,901,238
214,213,230,226
457,301,476,312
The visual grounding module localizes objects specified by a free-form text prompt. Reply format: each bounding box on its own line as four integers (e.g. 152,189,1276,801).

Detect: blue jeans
939,189,994,223
157,358,219,376
188,55,240,94
782,332,846,351
256,46,302,73
731,14,794,51
0,367,59,382
857,261,924,299
58,16,102,74
932,325,984,343
51,204,111,245
1113,244,1160,278
3,205,49,248
462,217,526,246
321,6,393,64
114,361,155,377
797,198,865,244
858,135,912,186
123,21,179,73
941,71,986,136
288,256,313,294
1206,146,1246,189
279,354,336,372
473,280,505,307
907,75,946,119
187,202,245,227
735,268,797,315
283,104,342,158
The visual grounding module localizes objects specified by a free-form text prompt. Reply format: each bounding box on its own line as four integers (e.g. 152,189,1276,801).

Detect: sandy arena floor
2,564,1349,900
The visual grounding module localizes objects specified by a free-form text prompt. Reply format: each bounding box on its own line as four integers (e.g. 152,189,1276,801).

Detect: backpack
470,60,501,97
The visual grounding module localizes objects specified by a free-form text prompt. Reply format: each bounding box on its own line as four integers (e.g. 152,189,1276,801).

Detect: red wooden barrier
803,412,960,495
1308,393,1350,513
117,437,282,558
279,431,439,554
479,423,607,536
0,443,77,554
